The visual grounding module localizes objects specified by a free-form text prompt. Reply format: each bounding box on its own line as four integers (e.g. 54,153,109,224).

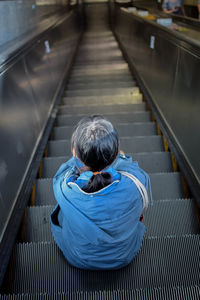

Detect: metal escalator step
75,51,123,57
53,122,157,140
80,36,115,42
47,136,164,157
73,60,126,67
8,235,200,293
145,198,199,236
42,157,67,178
75,49,122,55
42,152,172,178
56,112,150,127
34,178,55,206
68,74,133,83
24,198,199,243
76,47,121,53
66,81,135,90
133,152,173,173
76,55,124,62
65,87,138,97
59,103,146,115
62,94,142,106
1,285,200,299
150,172,185,200
79,42,119,49
35,173,184,206
72,62,128,70
71,68,130,77
119,136,164,153
75,51,123,59
79,40,117,46
24,206,54,243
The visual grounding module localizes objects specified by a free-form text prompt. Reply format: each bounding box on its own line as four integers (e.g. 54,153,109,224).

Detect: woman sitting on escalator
51,115,152,270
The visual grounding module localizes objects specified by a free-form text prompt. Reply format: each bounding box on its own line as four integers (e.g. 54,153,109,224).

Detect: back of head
71,115,119,192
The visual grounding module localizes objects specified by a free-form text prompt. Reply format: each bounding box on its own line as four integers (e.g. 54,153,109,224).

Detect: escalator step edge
0,285,200,299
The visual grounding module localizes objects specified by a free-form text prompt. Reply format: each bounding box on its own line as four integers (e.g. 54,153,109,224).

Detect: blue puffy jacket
51,154,152,270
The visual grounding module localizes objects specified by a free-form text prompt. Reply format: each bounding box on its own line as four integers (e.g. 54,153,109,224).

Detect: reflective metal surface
112,5,200,203
0,0,68,47
0,10,81,242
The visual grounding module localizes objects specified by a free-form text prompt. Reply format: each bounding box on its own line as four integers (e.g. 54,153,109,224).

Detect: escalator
0,4,200,299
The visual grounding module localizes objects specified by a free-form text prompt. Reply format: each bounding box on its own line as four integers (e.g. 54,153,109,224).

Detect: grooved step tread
75,51,122,58
59,103,146,115
65,87,138,97
78,44,120,51
71,69,131,77
24,199,199,242
73,60,126,66
76,48,121,53
7,236,200,293
1,285,200,299
52,122,157,140
56,112,150,127
72,62,128,70
74,56,125,63
47,136,164,157
79,37,115,42
42,152,173,178
62,94,142,106
68,74,133,83
66,81,136,90
34,173,185,206
75,51,123,56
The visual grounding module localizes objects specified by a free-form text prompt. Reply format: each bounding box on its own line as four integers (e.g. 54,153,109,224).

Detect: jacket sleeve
114,154,153,207
54,156,76,179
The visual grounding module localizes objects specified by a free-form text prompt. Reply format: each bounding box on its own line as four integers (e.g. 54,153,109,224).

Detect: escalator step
59,103,146,115
145,198,199,236
62,94,142,106
24,198,199,242
75,55,123,62
66,81,136,90
76,56,125,63
65,87,138,97
47,136,164,157
34,173,184,206
52,122,157,140
79,40,118,48
42,152,173,178
73,61,126,67
34,178,55,206
77,45,121,51
68,74,133,83
25,206,54,243
56,112,151,127
71,68,131,77
72,61,128,70
79,37,116,43
7,235,200,293
75,51,123,57
75,49,122,55
150,172,185,200
1,285,200,299
73,60,126,67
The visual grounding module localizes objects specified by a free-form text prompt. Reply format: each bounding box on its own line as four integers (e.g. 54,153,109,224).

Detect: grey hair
71,115,119,171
